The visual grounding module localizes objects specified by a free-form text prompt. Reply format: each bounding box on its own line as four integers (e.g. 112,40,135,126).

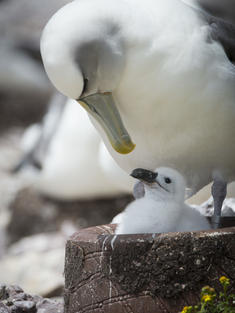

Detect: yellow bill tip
111,141,136,154
78,95,136,155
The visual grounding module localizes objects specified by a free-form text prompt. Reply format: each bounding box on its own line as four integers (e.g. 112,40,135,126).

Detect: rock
0,303,10,313
2,285,24,298
6,188,58,244
36,299,63,313
0,285,63,313
0,233,65,297
13,301,36,313
7,186,132,244
0,129,30,258
64,224,235,313
0,285,9,301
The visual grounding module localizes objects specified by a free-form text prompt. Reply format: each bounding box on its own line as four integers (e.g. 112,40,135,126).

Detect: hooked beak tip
114,141,136,154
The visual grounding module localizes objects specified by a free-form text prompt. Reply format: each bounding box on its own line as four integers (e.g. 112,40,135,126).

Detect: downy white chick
115,167,211,234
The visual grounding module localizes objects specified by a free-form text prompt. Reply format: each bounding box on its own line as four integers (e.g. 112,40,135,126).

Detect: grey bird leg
133,181,145,199
211,179,227,229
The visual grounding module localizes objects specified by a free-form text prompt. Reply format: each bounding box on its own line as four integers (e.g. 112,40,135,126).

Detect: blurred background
0,0,235,300
0,0,133,298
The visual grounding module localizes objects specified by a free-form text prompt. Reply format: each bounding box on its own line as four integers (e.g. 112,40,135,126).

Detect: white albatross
115,167,211,234
40,0,235,227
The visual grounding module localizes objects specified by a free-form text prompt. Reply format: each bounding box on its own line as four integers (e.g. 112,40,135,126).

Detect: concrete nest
64,225,235,313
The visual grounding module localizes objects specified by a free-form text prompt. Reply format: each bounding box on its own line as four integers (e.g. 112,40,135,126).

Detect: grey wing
196,0,235,64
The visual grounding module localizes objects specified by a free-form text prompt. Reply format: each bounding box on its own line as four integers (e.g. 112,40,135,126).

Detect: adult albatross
40,0,235,228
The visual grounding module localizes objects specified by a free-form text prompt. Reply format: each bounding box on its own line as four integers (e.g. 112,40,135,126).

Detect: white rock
0,233,65,296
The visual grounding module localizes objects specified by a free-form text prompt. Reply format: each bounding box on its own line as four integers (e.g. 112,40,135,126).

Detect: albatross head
131,167,186,201
40,1,135,154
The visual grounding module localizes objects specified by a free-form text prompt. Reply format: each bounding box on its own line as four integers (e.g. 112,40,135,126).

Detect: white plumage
40,0,235,222
115,167,211,234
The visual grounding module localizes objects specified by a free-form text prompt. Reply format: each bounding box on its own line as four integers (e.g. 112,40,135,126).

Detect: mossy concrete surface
64,225,235,313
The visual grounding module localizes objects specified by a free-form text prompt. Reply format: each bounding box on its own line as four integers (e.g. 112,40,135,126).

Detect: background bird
115,167,211,234
13,95,133,200
40,0,235,227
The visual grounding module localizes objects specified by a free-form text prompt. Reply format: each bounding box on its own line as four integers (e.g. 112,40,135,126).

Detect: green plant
181,276,235,313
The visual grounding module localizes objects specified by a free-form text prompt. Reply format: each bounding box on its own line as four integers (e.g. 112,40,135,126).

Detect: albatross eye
164,177,171,184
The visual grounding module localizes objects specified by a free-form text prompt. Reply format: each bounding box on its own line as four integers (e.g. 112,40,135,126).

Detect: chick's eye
164,177,171,184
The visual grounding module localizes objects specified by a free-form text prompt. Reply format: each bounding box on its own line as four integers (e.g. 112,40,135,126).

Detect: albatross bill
79,92,135,154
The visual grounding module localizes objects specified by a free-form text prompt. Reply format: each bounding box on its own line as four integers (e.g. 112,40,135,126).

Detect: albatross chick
115,167,211,234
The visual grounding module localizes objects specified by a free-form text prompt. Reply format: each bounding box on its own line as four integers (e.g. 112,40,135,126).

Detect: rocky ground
0,284,63,313
0,128,132,297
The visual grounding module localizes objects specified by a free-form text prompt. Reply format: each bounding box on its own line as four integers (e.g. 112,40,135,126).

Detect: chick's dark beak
130,168,157,183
